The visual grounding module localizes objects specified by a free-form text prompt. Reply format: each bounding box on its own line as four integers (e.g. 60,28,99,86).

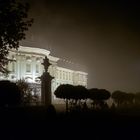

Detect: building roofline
19,46,50,56
74,71,88,75
57,66,88,75
48,55,59,62
10,46,60,62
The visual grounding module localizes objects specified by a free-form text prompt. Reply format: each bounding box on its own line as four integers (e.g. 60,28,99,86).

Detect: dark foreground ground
0,106,140,140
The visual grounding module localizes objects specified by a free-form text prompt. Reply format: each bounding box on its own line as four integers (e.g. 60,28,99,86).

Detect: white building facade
0,46,88,104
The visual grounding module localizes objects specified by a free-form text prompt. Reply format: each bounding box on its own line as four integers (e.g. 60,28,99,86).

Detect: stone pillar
40,56,54,107
20,55,26,79
16,54,20,80
32,56,36,82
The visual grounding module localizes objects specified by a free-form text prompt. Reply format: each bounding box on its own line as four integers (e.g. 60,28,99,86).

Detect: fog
22,0,140,92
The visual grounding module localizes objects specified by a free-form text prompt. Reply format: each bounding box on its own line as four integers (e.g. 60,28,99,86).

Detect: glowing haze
22,0,140,92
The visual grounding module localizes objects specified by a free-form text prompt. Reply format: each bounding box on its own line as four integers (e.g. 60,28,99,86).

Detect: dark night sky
22,0,140,92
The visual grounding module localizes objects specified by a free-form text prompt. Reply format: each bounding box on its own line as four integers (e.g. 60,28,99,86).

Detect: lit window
26,63,31,73
36,57,40,63
26,56,31,62
69,73,72,80
36,64,39,73
66,72,68,80
60,70,62,79
11,62,15,72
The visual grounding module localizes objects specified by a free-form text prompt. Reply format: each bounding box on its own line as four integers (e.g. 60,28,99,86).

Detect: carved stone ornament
42,56,51,72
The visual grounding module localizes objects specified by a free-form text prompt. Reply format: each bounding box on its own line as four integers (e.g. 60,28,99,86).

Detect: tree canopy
54,84,88,100
0,0,33,73
88,88,111,101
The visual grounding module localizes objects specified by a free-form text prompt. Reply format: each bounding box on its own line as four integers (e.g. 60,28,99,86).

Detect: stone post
40,56,54,106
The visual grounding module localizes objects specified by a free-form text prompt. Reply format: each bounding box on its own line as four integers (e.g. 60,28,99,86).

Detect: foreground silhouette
0,80,21,107
0,0,33,73
0,82,139,140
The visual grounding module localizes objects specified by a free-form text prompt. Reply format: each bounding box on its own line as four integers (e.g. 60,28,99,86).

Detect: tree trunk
66,99,68,113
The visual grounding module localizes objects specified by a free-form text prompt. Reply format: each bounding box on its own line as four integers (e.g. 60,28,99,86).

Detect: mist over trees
54,84,140,113
54,84,111,112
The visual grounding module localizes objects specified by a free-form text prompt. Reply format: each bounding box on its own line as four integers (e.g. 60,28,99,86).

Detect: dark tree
70,85,88,111
112,90,135,108
54,84,75,113
111,90,126,107
0,80,21,107
0,0,33,73
74,85,88,100
125,93,135,106
88,88,110,109
54,84,89,112
134,92,140,105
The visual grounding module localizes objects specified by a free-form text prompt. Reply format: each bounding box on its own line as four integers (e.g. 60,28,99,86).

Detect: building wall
0,46,88,104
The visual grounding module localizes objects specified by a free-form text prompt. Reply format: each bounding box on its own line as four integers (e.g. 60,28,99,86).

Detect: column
32,56,36,82
16,54,20,80
20,55,26,79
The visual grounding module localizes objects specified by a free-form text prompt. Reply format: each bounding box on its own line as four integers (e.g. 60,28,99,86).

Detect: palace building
0,46,88,104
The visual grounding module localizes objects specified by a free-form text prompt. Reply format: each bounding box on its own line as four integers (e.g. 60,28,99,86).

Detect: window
68,72,70,80
36,64,39,73
26,63,31,73
11,62,15,72
63,71,65,80
36,57,40,63
60,70,62,79
65,72,67,80
69,72,72,80
26,56,31,62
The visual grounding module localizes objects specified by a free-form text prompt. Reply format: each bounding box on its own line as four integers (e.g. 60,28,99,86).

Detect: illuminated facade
0,46,88,103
